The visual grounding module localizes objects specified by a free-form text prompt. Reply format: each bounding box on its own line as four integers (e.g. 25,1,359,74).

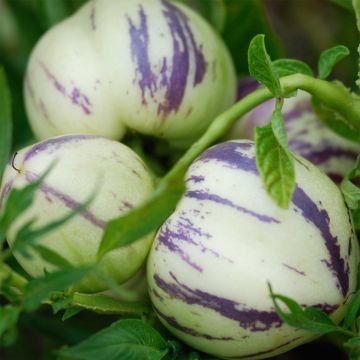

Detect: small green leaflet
272,59,313,77
34,245,73,268
0,165,52,234
341,155,360,210
62,307,82,321
23,266,92,311
0,68,12,185
343,289,360,328
0,305,20,347
255,124,295,209
52,296,72,314
312,94,360,143
58,319,169,360
318,45,350,80
269,284,341,334
98,175,185,259
11,195,92,257
248,34,281,97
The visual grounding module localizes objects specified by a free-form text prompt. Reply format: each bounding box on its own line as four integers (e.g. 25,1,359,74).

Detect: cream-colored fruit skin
147,140,359,359
25,0,236,145
0,135,154,293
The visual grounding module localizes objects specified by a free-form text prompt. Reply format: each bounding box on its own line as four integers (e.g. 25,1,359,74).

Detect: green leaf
98,176,185,259
0,305,20,347
311,94,360,143
0,68,12,184
34,244,73,268
341,178,360,210
248,34,281,97
255,124,295,208
0,166,52,232
71,293,151,316
62,307,82,321
344,289,360,328
341,155,360,210
269,284,340,334
23,266,92,311
273,59,314,77
58,319,169,360
52,296,72,314
11,193,92,256
318,45,350,79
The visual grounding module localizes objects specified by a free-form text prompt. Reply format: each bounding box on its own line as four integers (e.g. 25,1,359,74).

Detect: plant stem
164,74,360,180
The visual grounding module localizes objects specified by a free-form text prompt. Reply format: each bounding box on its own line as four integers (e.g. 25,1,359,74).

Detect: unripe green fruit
0,135,155,293
24,0,236,146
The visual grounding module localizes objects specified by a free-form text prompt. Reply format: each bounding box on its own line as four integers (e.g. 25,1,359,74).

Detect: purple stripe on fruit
25,171,106,230
292,186,349,296
186,190,280,224
24,134,97,162
127,6,157,105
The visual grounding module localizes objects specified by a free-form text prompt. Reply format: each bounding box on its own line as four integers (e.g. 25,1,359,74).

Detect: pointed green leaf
58,319,168,360
34,245,73,269
98,176,185,259
311,94,360,143
62,307,82,321
11,194,92,256
318,45,350,79
23,266,92,311
273,59,313,77
52,296,72,314
255,124,295,208
0,166,52,231
248,34,281,97
269,284,341,334
341,155,360,210
344,289,360,328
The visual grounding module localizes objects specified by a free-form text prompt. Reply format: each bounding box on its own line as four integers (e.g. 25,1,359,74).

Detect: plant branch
164,74,360,181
